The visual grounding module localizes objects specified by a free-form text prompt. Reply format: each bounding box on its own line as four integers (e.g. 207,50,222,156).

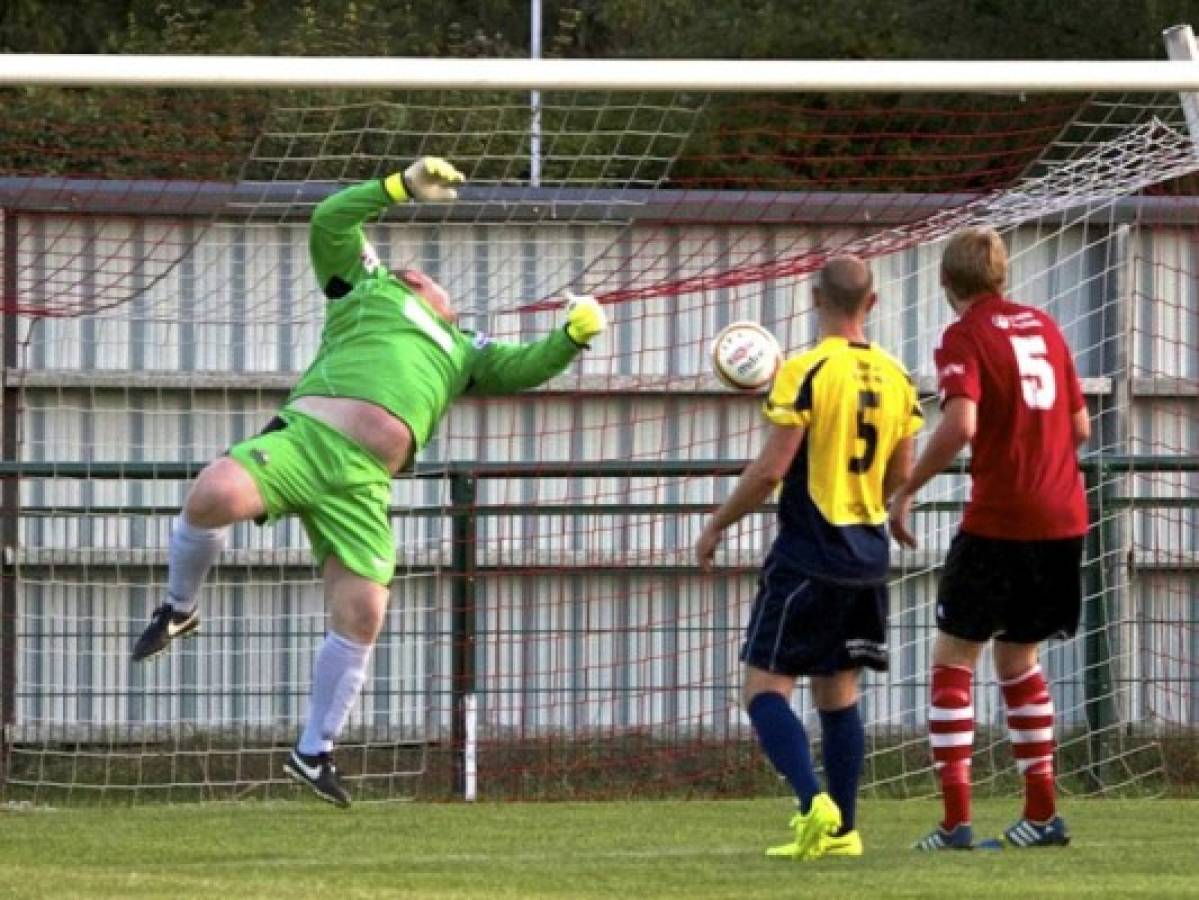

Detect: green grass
2,798,1197,899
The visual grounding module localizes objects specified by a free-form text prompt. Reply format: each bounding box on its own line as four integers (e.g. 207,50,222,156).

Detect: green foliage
3,1,1194,65
0,0,1196,185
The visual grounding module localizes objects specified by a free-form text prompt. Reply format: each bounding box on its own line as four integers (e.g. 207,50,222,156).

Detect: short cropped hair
817,255,874,315
941,227,1008,299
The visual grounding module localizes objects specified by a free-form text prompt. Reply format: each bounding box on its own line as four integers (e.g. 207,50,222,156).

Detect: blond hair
941,227,1007,300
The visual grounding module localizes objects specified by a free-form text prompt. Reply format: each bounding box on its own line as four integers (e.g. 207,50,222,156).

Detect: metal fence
0,186,1196,799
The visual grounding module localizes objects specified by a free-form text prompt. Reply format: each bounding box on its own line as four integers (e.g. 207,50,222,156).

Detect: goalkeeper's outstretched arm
309,157,464,299
466,294,607,395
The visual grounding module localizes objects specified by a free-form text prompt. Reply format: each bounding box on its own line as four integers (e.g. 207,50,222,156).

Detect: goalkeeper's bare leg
131,458,265,661
284,556,387,808
133,393,413,664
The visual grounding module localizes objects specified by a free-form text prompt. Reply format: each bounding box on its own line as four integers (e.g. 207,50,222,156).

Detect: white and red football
710,321,782,391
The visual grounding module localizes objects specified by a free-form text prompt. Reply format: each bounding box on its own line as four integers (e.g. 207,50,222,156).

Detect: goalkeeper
130,158,606,807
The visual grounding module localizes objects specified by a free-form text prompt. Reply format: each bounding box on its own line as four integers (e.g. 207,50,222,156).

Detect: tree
1,0,1196,185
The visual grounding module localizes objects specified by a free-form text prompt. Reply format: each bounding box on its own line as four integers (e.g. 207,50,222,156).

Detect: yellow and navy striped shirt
763,336,923,583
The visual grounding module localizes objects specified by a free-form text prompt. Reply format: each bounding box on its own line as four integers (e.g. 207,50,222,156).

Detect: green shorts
228,408,395,585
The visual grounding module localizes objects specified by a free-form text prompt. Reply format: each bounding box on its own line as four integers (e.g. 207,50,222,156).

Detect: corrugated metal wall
5,207,1197,768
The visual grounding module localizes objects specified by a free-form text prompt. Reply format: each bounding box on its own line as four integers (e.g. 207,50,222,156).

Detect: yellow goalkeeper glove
384,157,465,202
564,291,606,347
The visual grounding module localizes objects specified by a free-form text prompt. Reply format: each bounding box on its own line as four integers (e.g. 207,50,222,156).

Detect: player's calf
133,511,231,663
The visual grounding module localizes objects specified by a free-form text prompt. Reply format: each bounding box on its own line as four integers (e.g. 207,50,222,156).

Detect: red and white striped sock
1001,664,1056,823
930,664,974,830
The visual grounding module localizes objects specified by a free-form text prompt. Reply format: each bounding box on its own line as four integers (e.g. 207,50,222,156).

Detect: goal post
2,54,1199,92
1164,23,1199,144
1,46,1198,803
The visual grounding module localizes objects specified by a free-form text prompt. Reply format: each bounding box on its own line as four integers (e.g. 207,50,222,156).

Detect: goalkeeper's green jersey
288,179,580,449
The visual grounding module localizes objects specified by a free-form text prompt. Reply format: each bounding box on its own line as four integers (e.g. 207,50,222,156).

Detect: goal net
1,71,1196,802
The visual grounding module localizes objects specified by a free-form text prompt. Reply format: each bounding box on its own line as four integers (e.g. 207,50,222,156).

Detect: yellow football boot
764,792,842,860
817,829,863,857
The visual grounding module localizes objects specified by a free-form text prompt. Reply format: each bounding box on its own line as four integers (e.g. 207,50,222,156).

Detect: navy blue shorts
740,551,889,677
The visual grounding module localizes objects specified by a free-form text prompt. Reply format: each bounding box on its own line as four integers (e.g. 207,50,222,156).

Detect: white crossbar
0,55,1198,92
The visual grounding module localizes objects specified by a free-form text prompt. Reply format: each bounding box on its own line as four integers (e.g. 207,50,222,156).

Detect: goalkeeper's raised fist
564,291,606,348
384,157,465,203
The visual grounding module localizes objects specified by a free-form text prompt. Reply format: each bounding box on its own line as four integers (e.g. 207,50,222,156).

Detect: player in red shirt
889,226,1090,851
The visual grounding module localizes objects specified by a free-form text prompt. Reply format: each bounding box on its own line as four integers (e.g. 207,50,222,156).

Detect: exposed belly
289,395,413,473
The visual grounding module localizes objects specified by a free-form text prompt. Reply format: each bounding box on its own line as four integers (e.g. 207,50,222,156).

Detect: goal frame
1,28,1198,802
0,52,1198,93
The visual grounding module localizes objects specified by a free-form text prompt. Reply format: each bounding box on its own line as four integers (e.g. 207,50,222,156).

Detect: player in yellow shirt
697,255,922,859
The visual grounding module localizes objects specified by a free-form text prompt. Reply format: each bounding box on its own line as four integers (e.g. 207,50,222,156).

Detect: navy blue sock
747,692,820,811
819,702,865,834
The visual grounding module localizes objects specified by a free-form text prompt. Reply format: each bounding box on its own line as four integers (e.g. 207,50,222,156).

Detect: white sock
166,515,228,614
298,631,372,756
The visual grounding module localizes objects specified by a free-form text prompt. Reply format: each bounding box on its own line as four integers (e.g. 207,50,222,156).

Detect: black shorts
936,531,1084,644
740,550,889,677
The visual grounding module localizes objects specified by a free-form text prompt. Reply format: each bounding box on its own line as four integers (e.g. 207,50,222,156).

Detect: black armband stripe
564,323,589,349
325,276,352,300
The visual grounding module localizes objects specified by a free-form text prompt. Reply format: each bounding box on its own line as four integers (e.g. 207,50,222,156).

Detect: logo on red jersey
938,363,966,379
990,312,1041,330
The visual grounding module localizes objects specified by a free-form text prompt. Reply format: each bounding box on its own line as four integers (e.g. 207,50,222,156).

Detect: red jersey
935,294,1088,539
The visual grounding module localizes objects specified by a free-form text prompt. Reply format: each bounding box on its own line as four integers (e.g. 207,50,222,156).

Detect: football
710,321,782,391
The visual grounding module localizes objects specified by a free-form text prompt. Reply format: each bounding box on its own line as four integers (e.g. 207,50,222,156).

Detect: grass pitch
2,797,1197,899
